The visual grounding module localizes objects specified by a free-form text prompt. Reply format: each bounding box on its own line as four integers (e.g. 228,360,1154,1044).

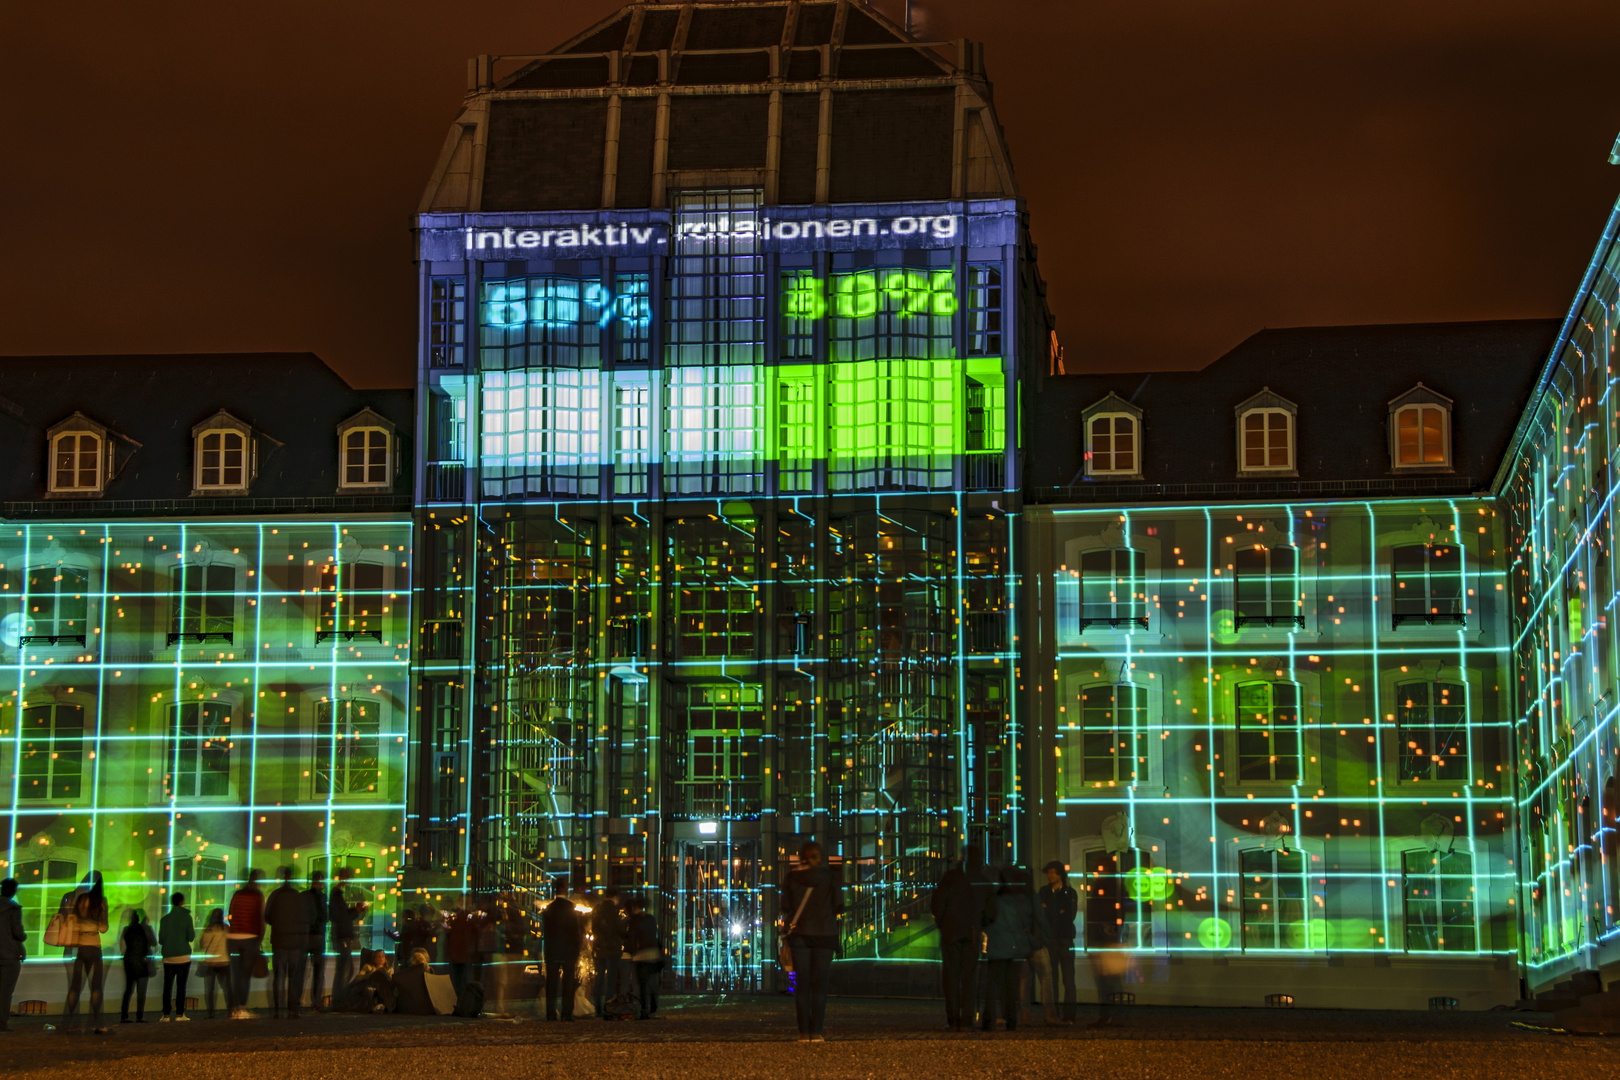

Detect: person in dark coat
980,865,1049,1032
540,882,583,1021
264,867,308,1018
0,878,24,1031
780,841,843,1042
1039,860,1079,1023
931,847,983,1032
589,889,624,1019
623,895,662,1021
118,909,157,1023
328,869,365,995
304,872,329,1012
392,949,436,1015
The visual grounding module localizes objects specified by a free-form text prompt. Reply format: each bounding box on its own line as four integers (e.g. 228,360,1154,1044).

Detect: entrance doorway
672,839,763,993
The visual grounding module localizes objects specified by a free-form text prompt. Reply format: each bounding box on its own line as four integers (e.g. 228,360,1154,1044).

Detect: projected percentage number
783,270,958,321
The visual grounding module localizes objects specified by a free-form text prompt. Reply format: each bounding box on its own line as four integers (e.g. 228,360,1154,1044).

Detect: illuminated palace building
9,1,1620,1013
0,355,414,1002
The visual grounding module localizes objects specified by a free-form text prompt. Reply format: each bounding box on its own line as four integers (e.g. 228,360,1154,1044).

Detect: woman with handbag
779,841,842,1043
119,908,158,1023
61,873,111,1034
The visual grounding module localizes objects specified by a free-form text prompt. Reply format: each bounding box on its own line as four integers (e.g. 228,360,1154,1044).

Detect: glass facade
0,519,412,960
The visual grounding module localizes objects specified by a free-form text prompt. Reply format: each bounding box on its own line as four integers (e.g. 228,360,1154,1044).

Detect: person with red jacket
226,869,265,1019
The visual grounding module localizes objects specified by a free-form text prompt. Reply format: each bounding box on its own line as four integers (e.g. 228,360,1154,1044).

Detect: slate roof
0,353,413,516
1026,319,1559,502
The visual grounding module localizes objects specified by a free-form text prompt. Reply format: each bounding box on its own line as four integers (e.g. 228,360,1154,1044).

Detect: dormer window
1081,392,1144,480
191,411,255,496
45,412,116,498
1235,388,1297,476
1389,384,1453,471
336,408,398,493
52,432,102,493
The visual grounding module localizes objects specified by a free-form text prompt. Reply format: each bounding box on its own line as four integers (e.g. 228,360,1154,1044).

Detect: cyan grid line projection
1,519,413,962
1503,215,1620,976
420,191,1023,989
1038,500,1514,957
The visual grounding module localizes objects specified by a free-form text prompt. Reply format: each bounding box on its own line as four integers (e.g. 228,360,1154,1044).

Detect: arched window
51,431,102,493
343,427,391,488
1081,393,1143,480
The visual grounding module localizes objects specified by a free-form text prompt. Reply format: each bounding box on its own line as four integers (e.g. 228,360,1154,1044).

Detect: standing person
62,873,111,1034
0,878,24,1032
540,881,582,1021
226,868,266,1019
304,872,328,1012
198,909,231,1018
158,893,195,1022
623,895,661,1021
931,848,983,1032
265,867,308,1019
1038,861,1079,1024
980,866,1048,1032
328,869,365,996
780,841,843,1044
119,908,157,1023
445,905,488,998
590,889,624,1019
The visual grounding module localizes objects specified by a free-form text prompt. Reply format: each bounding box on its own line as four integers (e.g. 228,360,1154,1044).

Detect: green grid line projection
1033,500,1514,959
1502,211,1620,979
1,519,413,962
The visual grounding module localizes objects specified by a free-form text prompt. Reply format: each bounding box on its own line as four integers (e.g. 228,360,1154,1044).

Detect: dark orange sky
3,0,1618,386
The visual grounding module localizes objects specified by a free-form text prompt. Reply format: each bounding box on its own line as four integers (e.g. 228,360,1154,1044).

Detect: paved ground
0,997,1615,1079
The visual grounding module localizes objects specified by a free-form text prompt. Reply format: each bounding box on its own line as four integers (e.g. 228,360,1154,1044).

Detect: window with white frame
1239,408,1293,472
1240,846,1307,949
1396,681,1468,782
1394,404,1449,467
18,703,84,799
315,698,382,796
1234,545,1301,628
1235,681,1301,782
50,431,102,494
1402,849,1476,951
342,427,391,488
1087,414,1137,476
24,565,89,645
165,701,231,798
317,561,387,643
196,429,248,490
1077,548,1148,630
170,562,235,643
1063,684,1148,791
14,857,77,954
1391,543,1464,626
163,854,231,913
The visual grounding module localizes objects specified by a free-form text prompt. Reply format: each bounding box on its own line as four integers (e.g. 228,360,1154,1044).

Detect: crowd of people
0,844,1097,1040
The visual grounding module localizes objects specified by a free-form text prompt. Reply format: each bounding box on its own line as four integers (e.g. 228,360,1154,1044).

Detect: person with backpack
158,893,195,1022
226,869,266,1019
61,873,111,1034
623,895,662,1021
0,878,24,1032
119,908,158,1023
780,841,843,1043
197,908,231,1018
265,867,308,1019
304,872,328,1012
980,865,1049,1032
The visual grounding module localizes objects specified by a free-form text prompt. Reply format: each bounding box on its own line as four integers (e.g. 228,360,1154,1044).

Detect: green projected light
782,269,958,320
1,519,412,965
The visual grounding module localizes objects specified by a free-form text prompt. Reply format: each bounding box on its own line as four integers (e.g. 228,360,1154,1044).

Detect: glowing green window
776,372,817,493
828,359,955,491
19,703,83,800
315,698,382,797
166,702,231,799
1236,682,1301,782
1240,848,1306,950
1403,850,1476,951
1063,684,1146,791
1396,681,1469,782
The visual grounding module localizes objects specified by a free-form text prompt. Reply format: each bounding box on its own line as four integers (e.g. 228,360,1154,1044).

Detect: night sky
3,0,1618,386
